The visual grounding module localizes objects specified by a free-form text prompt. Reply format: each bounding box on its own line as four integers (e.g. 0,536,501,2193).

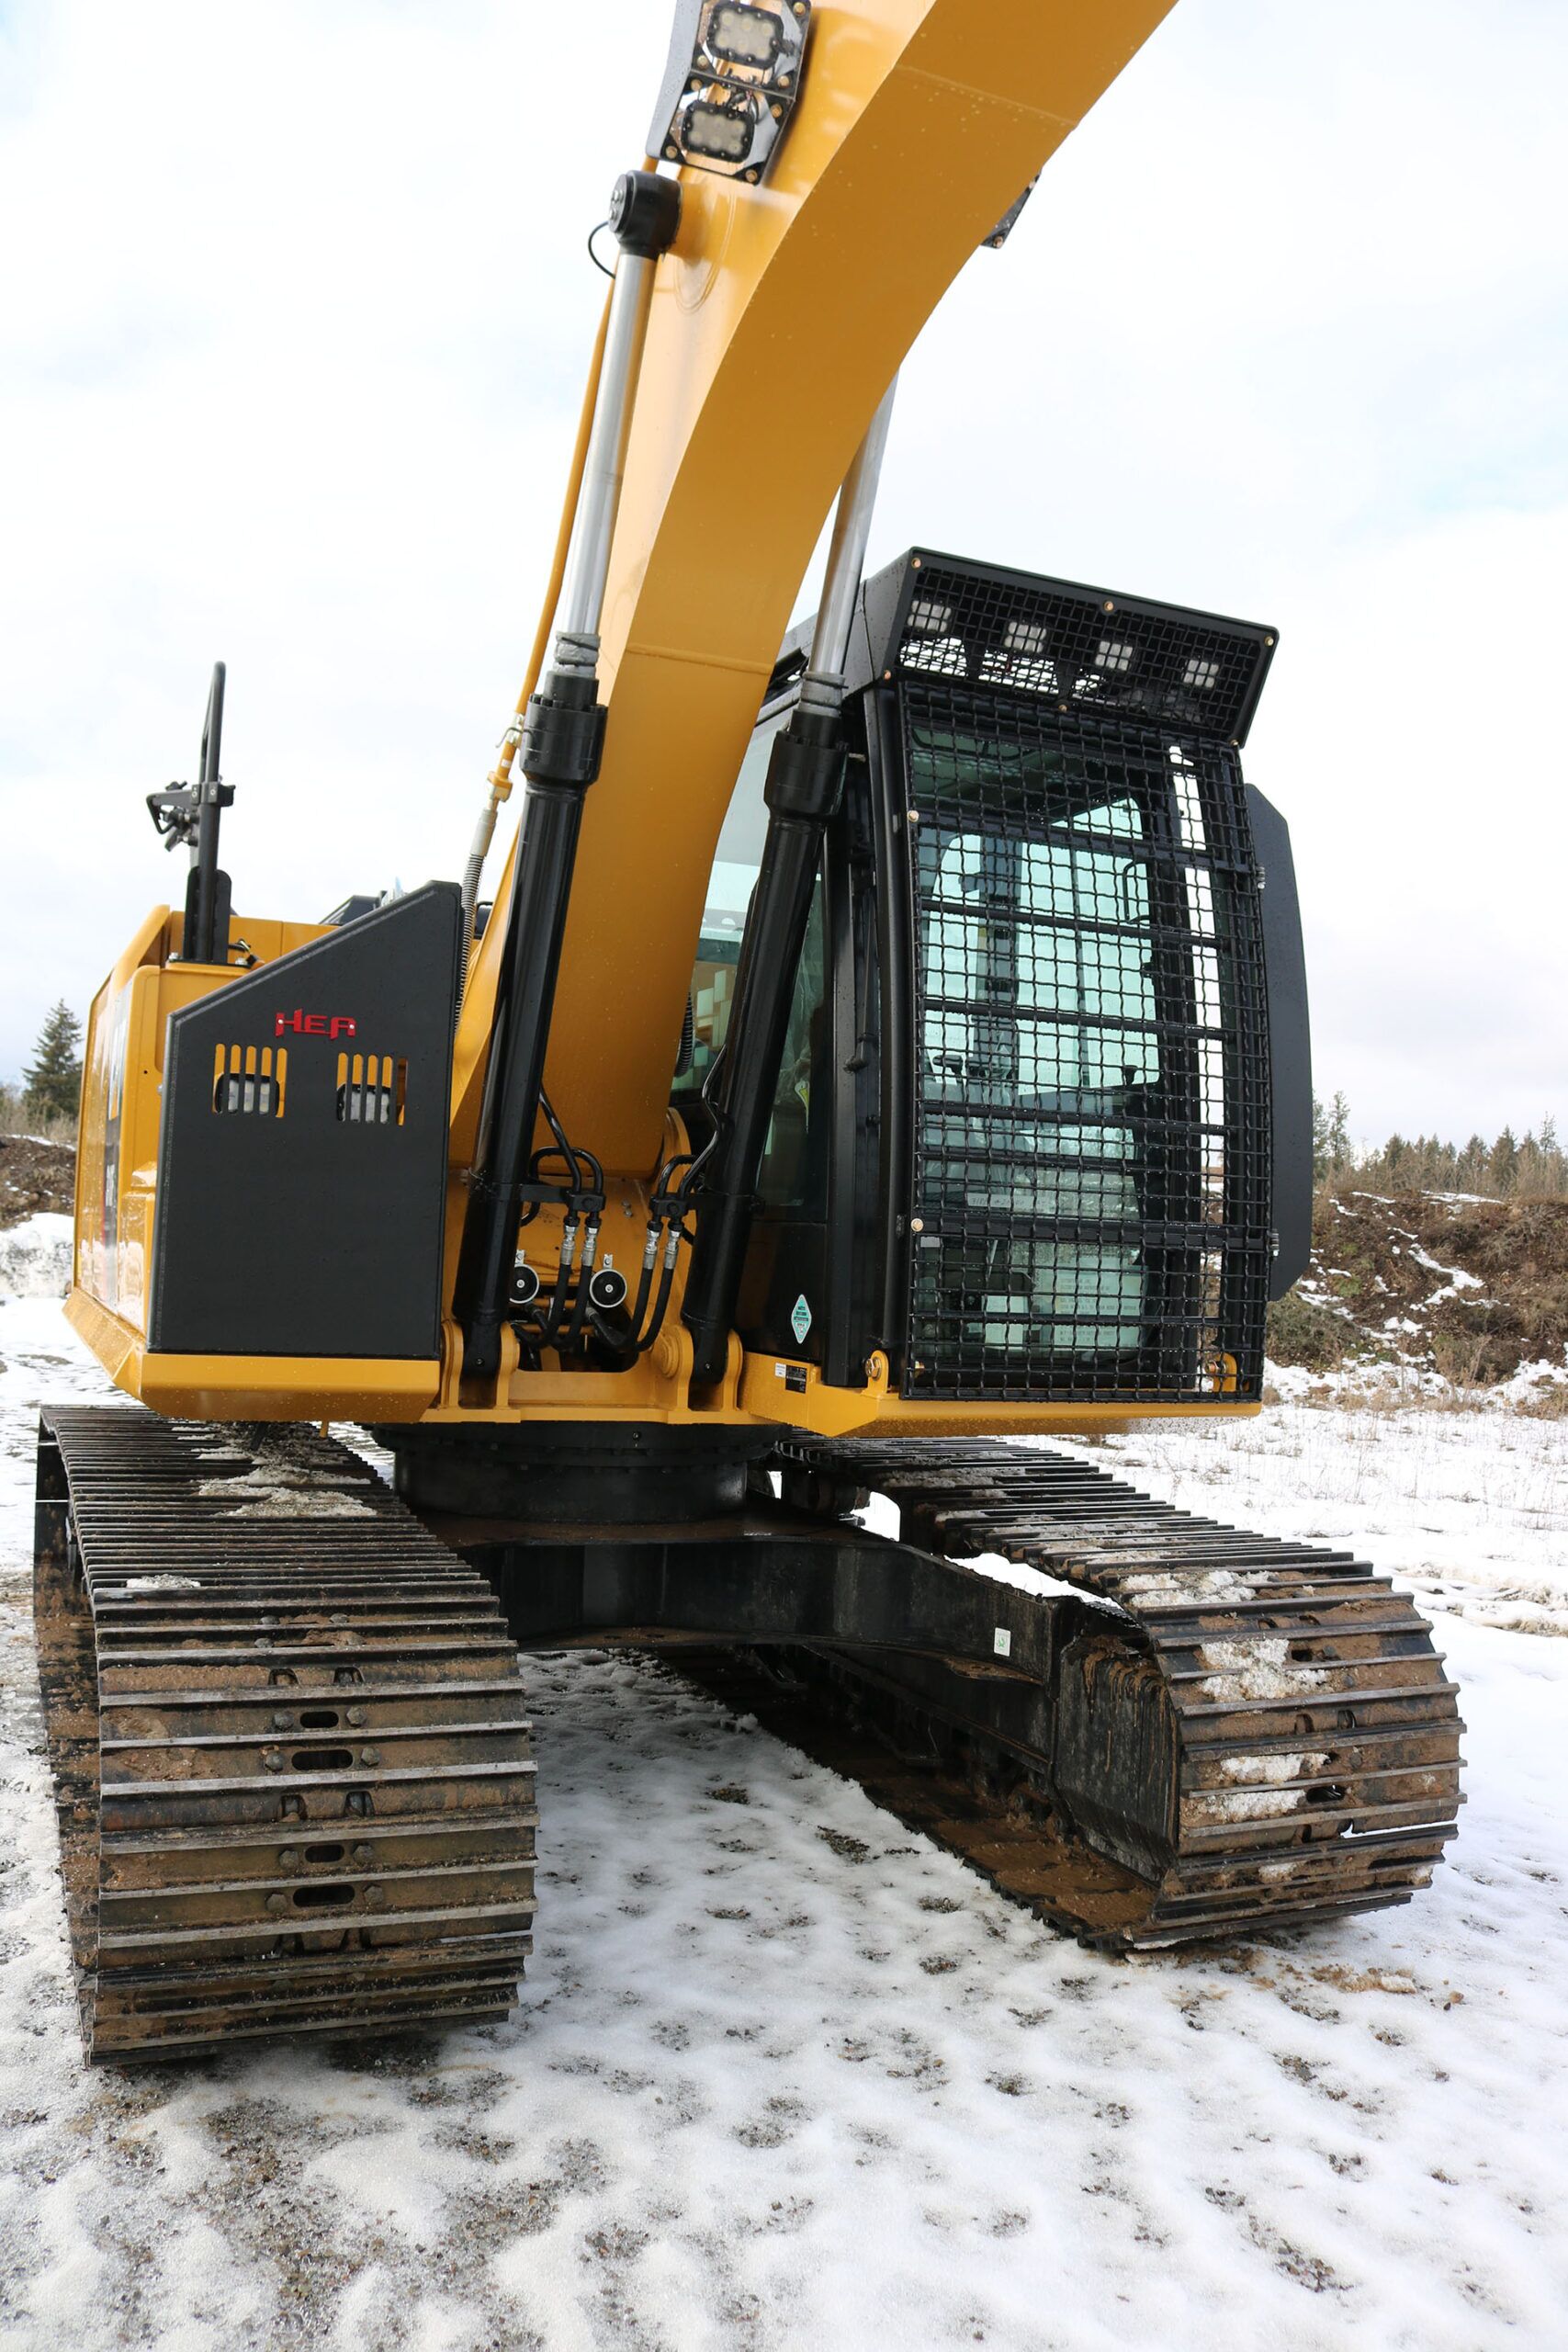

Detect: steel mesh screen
890,560,1273,744
897,681,1271,1403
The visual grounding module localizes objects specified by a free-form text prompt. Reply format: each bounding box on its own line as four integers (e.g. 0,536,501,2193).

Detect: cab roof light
650,0,810,184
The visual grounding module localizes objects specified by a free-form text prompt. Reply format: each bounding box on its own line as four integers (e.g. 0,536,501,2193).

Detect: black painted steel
682,702,848,1385
186,662,231,967
1246,784,1314,1300
149,882,463,1360
453,672,604,1384
860,552,1276,743
380,1420,773,1523
147,663,234,965
892,682,1273,1403
444,1513,1056,1678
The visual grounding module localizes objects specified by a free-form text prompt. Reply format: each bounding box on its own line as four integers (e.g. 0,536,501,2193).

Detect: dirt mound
0,1134,75,1230
1269,1191,1568,1388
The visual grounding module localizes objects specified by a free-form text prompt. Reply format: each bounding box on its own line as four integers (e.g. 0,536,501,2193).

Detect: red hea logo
275,1011,356,1039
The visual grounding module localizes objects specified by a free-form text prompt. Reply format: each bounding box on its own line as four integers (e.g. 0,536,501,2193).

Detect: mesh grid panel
890,560,1273,744
898,680,1270,1403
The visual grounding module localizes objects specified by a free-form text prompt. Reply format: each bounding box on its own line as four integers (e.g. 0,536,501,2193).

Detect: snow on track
2,1235,1566,2349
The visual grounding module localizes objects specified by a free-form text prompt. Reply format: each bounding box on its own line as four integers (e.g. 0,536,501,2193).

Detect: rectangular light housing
649,0,810,184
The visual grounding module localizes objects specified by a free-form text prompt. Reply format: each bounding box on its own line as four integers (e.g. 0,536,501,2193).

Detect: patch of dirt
0,1136,74,1230
1267,1190,1568,1387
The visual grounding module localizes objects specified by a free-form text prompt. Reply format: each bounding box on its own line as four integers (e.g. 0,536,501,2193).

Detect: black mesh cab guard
851,553,1287,1405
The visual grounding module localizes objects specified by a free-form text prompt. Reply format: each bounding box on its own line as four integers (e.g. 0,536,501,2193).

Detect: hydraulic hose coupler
610,169,682,261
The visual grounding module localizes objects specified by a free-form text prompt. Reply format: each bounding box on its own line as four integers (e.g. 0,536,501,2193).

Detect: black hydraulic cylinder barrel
455,671,604,1382
682,707,846,1385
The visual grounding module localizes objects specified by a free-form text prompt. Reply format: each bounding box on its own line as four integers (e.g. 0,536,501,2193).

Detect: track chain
33,1406,536,2061
770,1436,1464,1946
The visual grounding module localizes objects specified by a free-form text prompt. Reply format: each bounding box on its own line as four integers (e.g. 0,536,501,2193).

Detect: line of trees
1314,1092,1566,1200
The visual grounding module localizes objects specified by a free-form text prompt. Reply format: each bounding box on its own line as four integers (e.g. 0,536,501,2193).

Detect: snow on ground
1,1214,1566,2350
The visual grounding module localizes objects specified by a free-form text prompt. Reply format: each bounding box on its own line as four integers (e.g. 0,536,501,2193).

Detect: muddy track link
761,1437,1463,1948
33,1407,536,2062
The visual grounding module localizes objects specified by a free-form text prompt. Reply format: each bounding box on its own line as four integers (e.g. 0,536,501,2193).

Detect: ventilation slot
334,1052,408,1125
212,1043,287,1116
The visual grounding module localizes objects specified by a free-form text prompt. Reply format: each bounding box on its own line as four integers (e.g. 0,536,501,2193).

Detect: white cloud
1,0,1564,1144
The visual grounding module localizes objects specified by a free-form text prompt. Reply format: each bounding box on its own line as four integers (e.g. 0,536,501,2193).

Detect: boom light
649,0,810,184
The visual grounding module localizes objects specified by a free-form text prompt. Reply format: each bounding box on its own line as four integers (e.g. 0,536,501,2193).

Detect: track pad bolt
363,1885,387,1909
265,1893,289,1913
262,1747,285,1771
352,1843,375,1866
271,1712,293,1731
345,1707,367,1726
278,1848,299,1869
359,1746,381,1766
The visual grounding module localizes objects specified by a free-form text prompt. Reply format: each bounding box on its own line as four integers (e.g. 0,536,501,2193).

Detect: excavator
34,0,1461,2061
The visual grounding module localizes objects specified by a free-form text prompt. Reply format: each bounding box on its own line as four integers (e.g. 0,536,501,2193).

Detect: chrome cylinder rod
553,247,661,669
456,170,681,1384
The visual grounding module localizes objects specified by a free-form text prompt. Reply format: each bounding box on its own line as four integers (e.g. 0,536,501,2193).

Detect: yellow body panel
62,1288,441,1421
73,910,331,1339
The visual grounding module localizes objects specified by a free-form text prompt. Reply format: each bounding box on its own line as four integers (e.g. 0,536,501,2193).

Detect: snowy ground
2,1216,1566,2351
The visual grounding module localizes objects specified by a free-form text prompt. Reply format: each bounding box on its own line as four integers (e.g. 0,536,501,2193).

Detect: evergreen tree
1457,1135,1487,1193
22,1001,83,1125
1487,1125,1518,1197
1311,1093,1329,1183
1327,1092,1352,1170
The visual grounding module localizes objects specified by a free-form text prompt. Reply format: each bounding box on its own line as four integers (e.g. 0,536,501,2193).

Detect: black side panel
1246,786,1313,1300
148,884,462,1358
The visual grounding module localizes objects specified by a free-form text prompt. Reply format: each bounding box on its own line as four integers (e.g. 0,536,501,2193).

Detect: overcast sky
2,0,1564,1147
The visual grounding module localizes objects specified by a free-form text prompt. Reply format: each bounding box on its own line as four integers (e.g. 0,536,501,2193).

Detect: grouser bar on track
33,1407,536,2061
761,1436,1463,1946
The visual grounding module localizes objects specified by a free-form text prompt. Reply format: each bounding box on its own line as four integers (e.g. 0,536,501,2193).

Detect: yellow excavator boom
456,0,1177,1176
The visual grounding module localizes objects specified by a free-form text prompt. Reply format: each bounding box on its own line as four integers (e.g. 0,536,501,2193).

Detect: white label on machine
790,1295,813,1345
994,1628,1012,1658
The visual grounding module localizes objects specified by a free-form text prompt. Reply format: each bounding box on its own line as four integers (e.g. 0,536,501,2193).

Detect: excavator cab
693,548,1311,1408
